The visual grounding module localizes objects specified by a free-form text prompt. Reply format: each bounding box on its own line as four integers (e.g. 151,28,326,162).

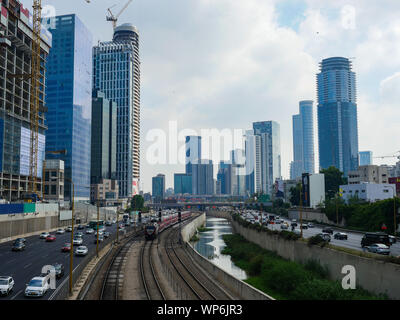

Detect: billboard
19,127,45,178
301,173,310,207
132,178,139,196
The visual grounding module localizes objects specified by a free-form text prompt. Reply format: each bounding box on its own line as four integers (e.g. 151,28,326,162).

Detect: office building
43,159,64,201
93,23,141,198
45,14,92,201
340,182,395,203
0,1,52,201
174,173,192,195
359,151,373,166
348,165,389,184
152,174,165,201
185,136,201,174
231,149,246,196
317,57,359,176
192,160,214,195
244,130,261,195
217,161,232,195
253,121,281,195
90,178,119,206
291,100,315,179
91,89,117,184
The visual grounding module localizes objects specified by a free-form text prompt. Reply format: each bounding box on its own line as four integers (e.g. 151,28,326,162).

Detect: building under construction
0,0,51,201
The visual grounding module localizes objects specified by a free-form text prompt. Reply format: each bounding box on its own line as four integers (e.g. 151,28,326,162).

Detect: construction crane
106,0,134,30
373,151,400,161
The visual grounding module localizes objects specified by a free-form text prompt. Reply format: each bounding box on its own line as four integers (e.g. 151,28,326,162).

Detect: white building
308,173,325,208
340,183,396,203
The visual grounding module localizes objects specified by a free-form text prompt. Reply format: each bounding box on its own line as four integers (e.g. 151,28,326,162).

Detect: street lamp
64,178,75,296
389,185,397,236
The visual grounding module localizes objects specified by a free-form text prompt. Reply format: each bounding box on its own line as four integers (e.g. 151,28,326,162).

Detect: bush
308,235,327,247
248,255,264,276
304,260,329,279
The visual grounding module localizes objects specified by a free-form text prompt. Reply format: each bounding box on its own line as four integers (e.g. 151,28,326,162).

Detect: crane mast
107,0,133,30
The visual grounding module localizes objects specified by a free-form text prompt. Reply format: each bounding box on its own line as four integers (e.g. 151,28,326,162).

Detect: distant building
301,173,325,208
359,151,373,166
192,160,214,195
388,177,400,197
185,136,202,175
217,161,232,195
43,160,65,201
174,173,192,195
152,174,165,201
165,188,174,197
244,130,261,195
90,179,119,206
231,149,246,196
340,183,395,203
348,165,389,184
317,57,359,176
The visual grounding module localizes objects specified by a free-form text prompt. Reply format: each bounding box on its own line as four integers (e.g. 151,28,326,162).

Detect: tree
131,194,144,211
289,183,301,206
320,166,346,200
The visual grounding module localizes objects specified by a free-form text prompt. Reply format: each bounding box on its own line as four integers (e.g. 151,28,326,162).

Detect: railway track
163,224,233,300
140,239,166,300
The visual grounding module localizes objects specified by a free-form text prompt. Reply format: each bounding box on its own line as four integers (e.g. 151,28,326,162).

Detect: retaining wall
207,210,400,300
182,213,274,300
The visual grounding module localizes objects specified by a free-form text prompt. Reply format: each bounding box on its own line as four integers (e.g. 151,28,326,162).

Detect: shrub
304,260,329,279
248,255,264,276
308,234,327,247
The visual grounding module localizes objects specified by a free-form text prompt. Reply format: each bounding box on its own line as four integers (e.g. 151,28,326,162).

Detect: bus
88,220,105,232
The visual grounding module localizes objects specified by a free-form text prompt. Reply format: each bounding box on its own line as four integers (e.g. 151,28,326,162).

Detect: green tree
131,194,144,211
320,166,346,199
289,183,301,206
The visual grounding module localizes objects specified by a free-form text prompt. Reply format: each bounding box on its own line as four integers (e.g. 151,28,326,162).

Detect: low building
348,165,389,184
302,173,325,208
388,177,400,197
90,179,119,206
340,182,395,203
43,160,64,201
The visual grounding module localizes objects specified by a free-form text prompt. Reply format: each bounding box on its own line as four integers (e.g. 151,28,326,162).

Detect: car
56,228,65,234
293,229,301,235
75,246,88,256
53,263,65,279
86,228,94,234
275,219,282,224
65,226,73,232
40,232,50,239
366,243,390,255
94,236,104,244
389,235,397,244
322,227,334,234
361,232,391,247
291,219,297,223
12,241,25,251
106,221,112,226
280,224,289,230
76,232,84,237
73,238,83,245
300,224,308,229
0,276,14,296
103,231,110,238
24,276,50,297
77,225,85,230
318,233,331,242
14,238,26,244
112,220,116,224
45,234,56,242
307,223,314,228
61,243,71,252
291,222,298,227
334,232,348,240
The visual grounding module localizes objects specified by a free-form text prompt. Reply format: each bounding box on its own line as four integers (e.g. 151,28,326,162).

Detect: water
193,217,247,280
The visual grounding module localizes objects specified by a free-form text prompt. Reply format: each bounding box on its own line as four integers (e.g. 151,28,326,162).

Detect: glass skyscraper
174,173,192,194
152,174,165,201
317,57,359,176
359,151,373,166
45,14,92,201
290,100,315,179
253,121,281,195
93,24,141,198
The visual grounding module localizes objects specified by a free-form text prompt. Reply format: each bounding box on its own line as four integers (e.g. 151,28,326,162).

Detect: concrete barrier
182,213,274,300
206,210,400,300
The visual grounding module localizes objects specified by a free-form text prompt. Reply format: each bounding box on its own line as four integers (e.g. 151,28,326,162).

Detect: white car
86,228,94,234
24,276,50,297
280,223,289,230
75,246,88,256
56,229,65,234
0,276,14,296
73,238,83,245
366,243,390,255
40,232,49,239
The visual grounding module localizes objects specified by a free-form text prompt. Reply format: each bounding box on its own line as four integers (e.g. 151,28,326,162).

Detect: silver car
366,243,390,255
0,276,14,296
75,246,88,256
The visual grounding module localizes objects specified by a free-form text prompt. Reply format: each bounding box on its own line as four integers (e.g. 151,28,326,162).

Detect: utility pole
96,201,99,258
299,183,303,238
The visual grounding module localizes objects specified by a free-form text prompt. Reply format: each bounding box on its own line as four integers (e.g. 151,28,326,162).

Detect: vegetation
131,194,145,211
222,234,386,300
190,234,199,242
320,166,347,200
197,226,212,232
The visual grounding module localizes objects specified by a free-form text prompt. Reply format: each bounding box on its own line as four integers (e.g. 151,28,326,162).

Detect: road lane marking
24,263,32,269
10,289,23,300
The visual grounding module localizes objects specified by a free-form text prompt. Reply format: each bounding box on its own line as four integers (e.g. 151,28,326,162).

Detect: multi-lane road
0,222,133,300
241,211,400,257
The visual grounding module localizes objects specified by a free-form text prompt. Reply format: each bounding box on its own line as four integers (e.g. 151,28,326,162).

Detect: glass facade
359,151,373,166
45,15,92,200
152,174,165,201
317,57,359,176
174,173,192,194
185,136,201,174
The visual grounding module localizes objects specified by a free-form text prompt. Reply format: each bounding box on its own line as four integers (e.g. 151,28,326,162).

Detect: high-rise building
185,136,201,174
231,149,246,196
0,1,52,201
217,161,232,195
192,160,214,195
253,121,281,195
93,23,141,198
46,14,92,201
291,100,315,179
359,151,373,166
244,130,261,195
152,174,165,201
91,90,117,184
317,57,359,176
174,173,192,194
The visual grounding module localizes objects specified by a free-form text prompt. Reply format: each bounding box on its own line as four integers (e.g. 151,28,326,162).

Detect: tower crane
373,151,400,161
106,0,134,30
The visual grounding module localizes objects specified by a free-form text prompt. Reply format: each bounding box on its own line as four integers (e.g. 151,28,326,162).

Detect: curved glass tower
317,57,359,176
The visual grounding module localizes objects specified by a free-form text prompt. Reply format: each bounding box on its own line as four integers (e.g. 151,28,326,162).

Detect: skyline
21,0,400,193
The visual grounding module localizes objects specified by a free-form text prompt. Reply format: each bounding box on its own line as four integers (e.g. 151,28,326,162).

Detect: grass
197,226,212,232
190,234,199,242
222,233,387,300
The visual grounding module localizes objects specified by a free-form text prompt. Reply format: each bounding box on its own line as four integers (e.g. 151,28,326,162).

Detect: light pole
299,182,303,238
389,185,397,236
96,200,100,258
65,178,74,296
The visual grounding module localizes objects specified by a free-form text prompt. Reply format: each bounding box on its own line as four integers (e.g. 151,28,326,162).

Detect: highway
0,222,134,300
242,211,400,257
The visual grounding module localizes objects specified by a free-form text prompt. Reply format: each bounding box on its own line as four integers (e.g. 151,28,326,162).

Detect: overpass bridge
147,202,245,211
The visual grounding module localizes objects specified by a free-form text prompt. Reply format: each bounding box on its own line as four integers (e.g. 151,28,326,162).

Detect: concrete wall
182,212,274,300
288,209,346,227
206,210,400,300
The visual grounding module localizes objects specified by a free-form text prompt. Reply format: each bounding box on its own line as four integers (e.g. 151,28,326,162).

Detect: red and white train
144,210,191,240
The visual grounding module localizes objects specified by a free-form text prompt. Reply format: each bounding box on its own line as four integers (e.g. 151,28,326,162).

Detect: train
144,210,191,240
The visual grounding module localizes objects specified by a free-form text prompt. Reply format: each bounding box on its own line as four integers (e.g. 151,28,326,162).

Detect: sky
22,0,400,193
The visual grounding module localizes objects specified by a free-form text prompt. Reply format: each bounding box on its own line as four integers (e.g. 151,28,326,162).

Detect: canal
193,216,247,280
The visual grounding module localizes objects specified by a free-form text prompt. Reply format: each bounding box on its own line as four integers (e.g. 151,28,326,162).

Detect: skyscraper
317,57,359,176
217,161,232,195
174,173,192,195
291,100,315,179
93,23,141,198
46,14,92,201
192,160,214,195
244,130,261,195
152,174,165,201
253,121,281,195
0,1,52,201
359,151,373,166
185,136,201,174
91,90,117,184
